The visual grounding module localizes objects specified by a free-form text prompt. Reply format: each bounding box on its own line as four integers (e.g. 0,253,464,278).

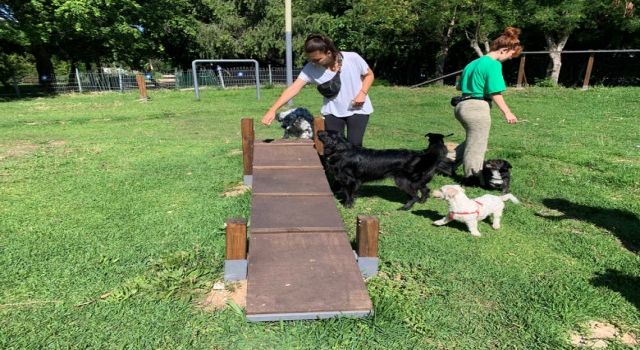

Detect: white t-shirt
298,51,374,117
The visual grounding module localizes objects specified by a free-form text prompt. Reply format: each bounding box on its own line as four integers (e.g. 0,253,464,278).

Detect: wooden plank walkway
245,139,373,321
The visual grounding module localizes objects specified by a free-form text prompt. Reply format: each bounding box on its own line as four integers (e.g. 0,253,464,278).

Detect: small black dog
276,107,315,139
317,130,448,209
481,159,513,194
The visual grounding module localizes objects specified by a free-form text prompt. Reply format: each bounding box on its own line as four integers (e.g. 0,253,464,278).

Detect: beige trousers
454,99,491,178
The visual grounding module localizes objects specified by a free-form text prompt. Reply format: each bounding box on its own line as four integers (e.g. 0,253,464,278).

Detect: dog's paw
470,231,482,237
433,218,447,226
400,203,414,211
492,223,501,230
342,201,354,209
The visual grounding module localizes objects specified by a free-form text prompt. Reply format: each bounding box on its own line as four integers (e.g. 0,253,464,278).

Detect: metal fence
1,66,304,97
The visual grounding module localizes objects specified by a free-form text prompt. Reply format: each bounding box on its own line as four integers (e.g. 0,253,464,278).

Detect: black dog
481,159,513,194
276,107,315,139
317,130,448,209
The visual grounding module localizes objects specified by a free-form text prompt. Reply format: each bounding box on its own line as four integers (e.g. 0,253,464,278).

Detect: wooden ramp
245,139,373,321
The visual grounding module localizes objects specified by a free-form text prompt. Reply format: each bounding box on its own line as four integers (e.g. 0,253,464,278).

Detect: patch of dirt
197,280,246,312
0,141,39,161
1,140,68,162
48,140,66,147
570,321,638,348
222,183,250,197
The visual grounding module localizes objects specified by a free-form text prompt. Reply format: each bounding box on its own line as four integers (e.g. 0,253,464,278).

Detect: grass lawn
1,85,639,349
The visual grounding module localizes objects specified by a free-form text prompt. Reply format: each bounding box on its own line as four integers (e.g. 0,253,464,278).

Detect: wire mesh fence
1,51,638,97
1,66,304,97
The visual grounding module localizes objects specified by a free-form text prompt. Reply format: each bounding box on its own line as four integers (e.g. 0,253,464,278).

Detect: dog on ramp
276,107,315,139
432,184,520,237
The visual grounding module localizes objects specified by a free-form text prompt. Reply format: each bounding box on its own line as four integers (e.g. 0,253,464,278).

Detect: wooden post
582,52,595,90
225,218,247,260
135,74,148,100
516,55,526,89
455,75,460,87
313,116,325,155
241,118,254,185
356,216,379,257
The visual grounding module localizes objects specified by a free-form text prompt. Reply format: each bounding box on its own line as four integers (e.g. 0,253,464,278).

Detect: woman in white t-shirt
261,34,374,147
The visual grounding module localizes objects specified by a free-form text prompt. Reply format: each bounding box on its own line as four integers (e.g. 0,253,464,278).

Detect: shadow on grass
591,269,640,310
357,185,408,206
412,209,472,233
538,198,640,254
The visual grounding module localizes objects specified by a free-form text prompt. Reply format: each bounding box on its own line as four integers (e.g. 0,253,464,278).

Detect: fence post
516,55,526,89
135,74,148,100
582,52,595,90
313,116,325,156
75,68,83,93
118,69,123,92
217,65,226,88
224,218,248,281
268,64,273,86
241,118,254,186
356,215,379,278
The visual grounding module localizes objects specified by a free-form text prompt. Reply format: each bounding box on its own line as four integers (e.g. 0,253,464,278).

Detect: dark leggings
323,114,370,147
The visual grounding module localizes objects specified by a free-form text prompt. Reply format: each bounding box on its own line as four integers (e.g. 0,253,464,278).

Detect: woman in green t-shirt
453,27,521,186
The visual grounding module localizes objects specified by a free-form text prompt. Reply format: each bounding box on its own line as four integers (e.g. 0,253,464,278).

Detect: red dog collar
448,200,483,220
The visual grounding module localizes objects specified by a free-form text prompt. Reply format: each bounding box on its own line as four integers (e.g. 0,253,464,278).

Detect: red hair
490,27,522,57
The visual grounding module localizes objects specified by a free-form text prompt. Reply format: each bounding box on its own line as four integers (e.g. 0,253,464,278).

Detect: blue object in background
145,73,153,80
238,72,244,77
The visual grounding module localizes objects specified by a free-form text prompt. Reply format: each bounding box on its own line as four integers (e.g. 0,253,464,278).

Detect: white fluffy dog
432,184,520,237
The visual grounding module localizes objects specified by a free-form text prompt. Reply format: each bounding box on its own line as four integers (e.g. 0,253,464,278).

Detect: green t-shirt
458,55,506,98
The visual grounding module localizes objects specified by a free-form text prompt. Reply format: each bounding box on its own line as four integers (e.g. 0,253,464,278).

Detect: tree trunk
465,30,485,57
545,33,570,85
68,61,78,85
434,12,457,85
31,45,54,90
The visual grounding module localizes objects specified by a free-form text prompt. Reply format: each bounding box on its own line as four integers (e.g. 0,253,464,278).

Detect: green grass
1,85,639,349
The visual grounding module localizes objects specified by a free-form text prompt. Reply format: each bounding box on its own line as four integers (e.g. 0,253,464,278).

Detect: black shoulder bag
317,71,341,99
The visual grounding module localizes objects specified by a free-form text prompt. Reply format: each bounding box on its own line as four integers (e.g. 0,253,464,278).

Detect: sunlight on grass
1,86,639,349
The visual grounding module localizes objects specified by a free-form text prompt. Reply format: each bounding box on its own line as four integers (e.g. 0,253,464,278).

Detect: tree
457,0,518,57
517,0,588,85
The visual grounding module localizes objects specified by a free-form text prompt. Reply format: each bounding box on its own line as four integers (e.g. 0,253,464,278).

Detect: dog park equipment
191,59,260,101
223,118,378,322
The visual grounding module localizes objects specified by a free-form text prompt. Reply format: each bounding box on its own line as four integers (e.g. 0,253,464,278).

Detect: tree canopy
0,0,638,87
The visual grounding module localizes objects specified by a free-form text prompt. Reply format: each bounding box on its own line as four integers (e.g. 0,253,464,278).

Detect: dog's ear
444,186,459,198
425,133,446,144
502,160,512,169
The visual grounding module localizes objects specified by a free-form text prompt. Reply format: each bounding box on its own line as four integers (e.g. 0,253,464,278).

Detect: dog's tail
500,194,520,204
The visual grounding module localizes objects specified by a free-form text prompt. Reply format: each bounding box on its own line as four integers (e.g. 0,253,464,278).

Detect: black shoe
437,159,458,177
462,176,481,187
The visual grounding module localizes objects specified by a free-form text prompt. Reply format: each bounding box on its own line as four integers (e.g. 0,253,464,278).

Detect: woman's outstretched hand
262,110,276,126
504,112,518,124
